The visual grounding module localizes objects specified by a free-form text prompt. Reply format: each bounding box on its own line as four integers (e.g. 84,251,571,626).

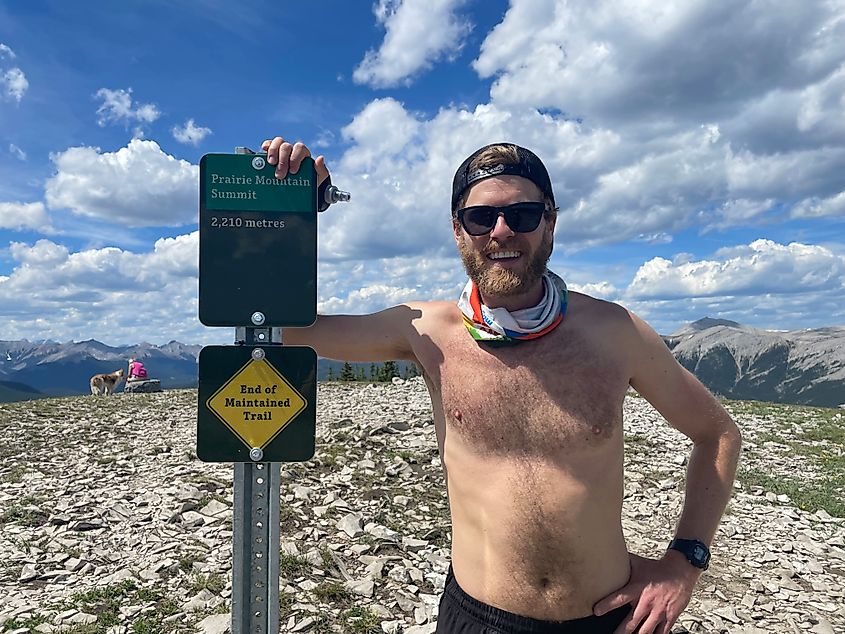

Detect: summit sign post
199,153,317,327
196,148,347,634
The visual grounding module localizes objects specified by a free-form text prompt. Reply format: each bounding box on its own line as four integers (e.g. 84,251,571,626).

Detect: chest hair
439,326,628,457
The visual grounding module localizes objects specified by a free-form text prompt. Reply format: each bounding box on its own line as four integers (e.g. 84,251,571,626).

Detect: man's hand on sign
262,137,330,185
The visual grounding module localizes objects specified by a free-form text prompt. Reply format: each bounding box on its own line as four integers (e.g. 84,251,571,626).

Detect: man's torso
409,292,634,619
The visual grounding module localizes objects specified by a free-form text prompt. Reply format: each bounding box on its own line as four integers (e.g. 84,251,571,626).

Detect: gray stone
124,379,162,393
345,578,375,597
337,512,364,538
197,613,230,634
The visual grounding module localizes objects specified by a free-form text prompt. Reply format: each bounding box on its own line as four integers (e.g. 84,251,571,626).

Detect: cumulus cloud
474,1,844,126
627,240,845,300
318,98,632,260
0,44,27,102
0,234,211,345
94,88,161,131
353,0,471,87
172,119,212,146
0,202,50,231
44,139,198,227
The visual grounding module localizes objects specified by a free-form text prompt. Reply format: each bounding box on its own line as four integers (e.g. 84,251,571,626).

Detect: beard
458,230,553,297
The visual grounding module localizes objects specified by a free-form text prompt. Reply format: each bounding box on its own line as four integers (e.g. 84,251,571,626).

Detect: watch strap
668,538,711,570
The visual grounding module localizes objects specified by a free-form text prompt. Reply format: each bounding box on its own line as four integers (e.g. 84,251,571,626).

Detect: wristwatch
668,538,711,570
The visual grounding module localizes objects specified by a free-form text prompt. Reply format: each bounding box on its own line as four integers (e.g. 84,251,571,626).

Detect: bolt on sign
198,153,317,327
197,345,316,462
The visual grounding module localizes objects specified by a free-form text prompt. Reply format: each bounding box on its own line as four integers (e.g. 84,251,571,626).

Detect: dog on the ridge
89,369,125,396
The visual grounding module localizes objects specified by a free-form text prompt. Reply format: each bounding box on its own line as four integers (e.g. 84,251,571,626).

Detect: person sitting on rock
127,358,148,382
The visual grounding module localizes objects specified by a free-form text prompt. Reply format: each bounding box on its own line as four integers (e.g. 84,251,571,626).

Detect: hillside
0,380,42,403
0,383,843,633
665,320,845,407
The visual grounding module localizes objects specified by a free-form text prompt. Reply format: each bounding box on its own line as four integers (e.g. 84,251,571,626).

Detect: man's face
453,175,555,298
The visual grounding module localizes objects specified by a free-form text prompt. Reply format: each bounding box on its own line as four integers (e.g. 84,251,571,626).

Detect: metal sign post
196,146,346,634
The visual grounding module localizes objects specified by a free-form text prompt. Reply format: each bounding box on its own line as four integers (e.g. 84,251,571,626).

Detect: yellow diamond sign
206,358,307,450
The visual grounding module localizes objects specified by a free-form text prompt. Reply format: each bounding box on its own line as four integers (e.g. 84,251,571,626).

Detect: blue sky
1,0,844,346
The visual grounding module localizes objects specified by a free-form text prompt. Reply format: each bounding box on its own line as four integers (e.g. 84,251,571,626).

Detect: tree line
326,361,421,382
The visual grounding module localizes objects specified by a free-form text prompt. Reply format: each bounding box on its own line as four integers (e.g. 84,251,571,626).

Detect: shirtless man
262,136,742,634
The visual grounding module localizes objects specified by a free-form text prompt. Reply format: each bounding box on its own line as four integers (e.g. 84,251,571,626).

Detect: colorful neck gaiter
458,271,568,344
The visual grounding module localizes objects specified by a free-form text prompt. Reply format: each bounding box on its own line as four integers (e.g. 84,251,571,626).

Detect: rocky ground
0,379,843,634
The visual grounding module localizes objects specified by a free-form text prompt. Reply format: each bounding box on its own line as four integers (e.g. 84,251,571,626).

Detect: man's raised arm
259,136,423,364
284,306,422,363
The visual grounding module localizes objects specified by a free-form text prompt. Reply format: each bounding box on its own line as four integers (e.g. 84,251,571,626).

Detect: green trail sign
197,345,316,462
198,153,317,327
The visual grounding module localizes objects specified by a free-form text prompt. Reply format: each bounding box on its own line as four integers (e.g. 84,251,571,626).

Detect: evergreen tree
326,366,335,381
369,363,378,381
378,360,399,382
356,367,366,381
339,362,355,381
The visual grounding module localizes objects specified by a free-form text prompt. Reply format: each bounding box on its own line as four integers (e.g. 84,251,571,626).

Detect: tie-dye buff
458,271,568,344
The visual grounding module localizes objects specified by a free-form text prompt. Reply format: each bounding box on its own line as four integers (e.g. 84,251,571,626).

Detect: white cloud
172,119,212,146
94,88,161,129
0,44,27,103
44,139,198,227
9,143,26,161
568,280,619,300
353,0,471,87
0,41,28,104
340,98,422,164
0,202,50,231
0,234,214,346
627,240,845,300
791,191,845,219
474,1,844,126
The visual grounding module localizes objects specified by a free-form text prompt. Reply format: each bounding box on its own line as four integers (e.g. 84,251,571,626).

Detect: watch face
693,546,705,560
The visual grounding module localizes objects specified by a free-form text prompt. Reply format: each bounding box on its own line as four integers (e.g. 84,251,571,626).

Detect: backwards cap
451,143,555,212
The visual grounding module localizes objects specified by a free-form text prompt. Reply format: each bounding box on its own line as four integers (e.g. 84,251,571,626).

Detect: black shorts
435,567,631,634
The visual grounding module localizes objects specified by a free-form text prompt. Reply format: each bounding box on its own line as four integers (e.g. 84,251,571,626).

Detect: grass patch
56,579,184,632
279,553,310,577
189,572,225,594
0,495,48,527
313,580,353,606
1,614,49,632
280,591,294,617
740,467,845,517
1,464,25,483
319,545,334,569
341,606,381,634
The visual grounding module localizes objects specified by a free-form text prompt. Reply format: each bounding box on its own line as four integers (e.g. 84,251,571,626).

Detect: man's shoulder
568,291,632,325
403,300,461,325
568,291,665,354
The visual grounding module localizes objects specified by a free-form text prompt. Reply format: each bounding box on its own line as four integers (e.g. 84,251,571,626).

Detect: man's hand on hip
593,551,701,634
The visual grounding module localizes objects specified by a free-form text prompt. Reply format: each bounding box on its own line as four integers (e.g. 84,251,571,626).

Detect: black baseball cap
451,143,555,212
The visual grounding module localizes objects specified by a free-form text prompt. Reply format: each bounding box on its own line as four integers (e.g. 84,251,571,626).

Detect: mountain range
1,318,843,406
666,318,845,408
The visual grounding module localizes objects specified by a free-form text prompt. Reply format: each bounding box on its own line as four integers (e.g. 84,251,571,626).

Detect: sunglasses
455,201,548,236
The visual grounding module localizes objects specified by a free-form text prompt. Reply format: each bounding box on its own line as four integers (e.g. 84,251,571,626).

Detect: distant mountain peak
669,317,743,338
690,317,742,331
